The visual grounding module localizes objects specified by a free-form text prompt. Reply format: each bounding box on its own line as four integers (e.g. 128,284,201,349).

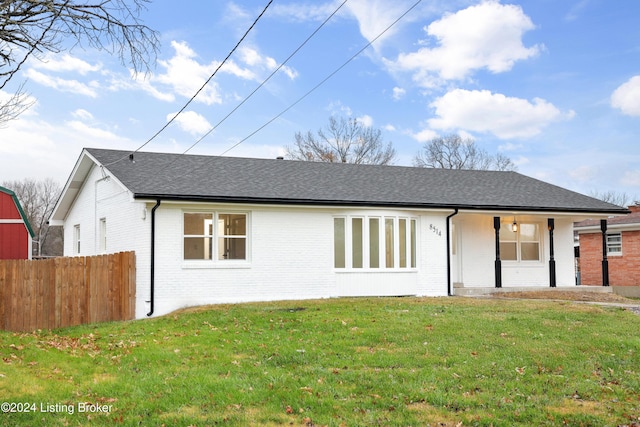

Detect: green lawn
1,297,639,426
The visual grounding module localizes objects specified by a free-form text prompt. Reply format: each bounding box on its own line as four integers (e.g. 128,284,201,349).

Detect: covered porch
449,211,610,293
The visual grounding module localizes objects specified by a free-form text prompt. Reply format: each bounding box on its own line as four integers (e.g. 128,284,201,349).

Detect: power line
219,0,422,156
102,0,274,167
181,0,349,156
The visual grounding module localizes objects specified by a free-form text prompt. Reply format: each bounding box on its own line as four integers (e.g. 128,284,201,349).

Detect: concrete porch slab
453,286,613,297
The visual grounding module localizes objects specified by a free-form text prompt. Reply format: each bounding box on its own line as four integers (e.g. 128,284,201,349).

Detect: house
49,148,628,318
0,186,34,260
575,203,640,286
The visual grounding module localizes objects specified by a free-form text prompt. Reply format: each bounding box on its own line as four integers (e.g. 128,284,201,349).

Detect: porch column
548,218,556,287
601,219,609,286
494,217,502,288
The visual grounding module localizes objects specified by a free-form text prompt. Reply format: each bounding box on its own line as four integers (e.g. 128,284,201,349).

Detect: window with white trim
334,215,417,269
499,221,541,262
606,232,622,255
73,224,81,254
99,218,107,253
183,212,247,261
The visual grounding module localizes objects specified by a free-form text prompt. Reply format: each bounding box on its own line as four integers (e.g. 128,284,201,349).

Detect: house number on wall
429,224,442,236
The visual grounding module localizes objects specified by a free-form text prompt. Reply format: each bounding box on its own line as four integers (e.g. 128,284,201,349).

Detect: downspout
147,199,161,317
446,208,459,296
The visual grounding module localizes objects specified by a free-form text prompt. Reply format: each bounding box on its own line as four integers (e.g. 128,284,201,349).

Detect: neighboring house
0,186,34,260
49,148,628,318
575,203,640,286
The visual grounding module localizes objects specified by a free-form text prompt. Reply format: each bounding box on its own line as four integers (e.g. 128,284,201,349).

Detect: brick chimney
628,202,640,213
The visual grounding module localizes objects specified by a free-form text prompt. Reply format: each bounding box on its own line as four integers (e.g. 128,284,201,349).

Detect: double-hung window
499,222,541,262
184,212,247,261
73,224,81,255
334,215,417,270
606,232,622,255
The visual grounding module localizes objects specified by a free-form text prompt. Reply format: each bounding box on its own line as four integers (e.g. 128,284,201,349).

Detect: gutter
147,199,161,317
131,193,629,216
446,208,459,296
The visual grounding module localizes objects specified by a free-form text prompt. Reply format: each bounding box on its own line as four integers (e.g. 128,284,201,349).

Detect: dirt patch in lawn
490,290,637,304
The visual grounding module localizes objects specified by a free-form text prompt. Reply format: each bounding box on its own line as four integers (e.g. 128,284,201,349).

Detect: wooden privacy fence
0,251,136,332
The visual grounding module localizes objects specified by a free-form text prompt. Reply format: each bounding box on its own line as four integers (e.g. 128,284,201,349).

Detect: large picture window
184,212,247,261
334,215,417,270
499,222,541,262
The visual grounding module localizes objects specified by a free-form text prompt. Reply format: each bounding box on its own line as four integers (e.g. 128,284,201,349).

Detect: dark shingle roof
86,148,627,214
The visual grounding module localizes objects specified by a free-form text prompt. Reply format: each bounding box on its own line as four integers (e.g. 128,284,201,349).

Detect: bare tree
285,116,396,165
2,178,63,257
589,190,636,208
0,0,159,123
413,134,517,171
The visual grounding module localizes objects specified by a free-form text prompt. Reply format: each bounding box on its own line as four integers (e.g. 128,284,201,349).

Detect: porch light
511,219,518,232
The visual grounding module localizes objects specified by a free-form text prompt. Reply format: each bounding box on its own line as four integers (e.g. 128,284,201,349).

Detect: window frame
182,211,250,265
606,232,622,256
99,218,107,253
499,221,543,263
73,224,81,255
334,214,418,271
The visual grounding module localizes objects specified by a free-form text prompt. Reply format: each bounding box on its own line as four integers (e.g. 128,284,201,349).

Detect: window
99,218,107,253
184,212,247,261
334,215,417,270
218,214,247,260
606,233,622,255
499,222,541,262
73,225,81,254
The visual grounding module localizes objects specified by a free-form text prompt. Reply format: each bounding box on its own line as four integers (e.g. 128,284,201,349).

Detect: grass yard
1,296,640,426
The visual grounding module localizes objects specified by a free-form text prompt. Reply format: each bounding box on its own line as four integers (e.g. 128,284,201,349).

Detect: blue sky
1,0,639,202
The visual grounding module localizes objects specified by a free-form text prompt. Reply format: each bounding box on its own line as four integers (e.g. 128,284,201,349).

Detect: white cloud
388,1,541,86
611,76,640,117
428,89,574,139
152,41,223,105
169,111,212,136
31,54,101,75
71,109,94,121
356,114,374,127
411,128,438,143
346,0,414,46
269,2,344,22
392,87,406,100
24,68,98,97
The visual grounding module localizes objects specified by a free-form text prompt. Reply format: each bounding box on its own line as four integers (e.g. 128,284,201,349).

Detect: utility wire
102,0,273,167
181,0,349,156
219,0,422,156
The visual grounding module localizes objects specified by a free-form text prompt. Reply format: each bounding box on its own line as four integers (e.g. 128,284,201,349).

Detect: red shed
0,186,34,259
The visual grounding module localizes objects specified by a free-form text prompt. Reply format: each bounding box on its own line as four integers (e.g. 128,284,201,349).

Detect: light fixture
511,217,518,232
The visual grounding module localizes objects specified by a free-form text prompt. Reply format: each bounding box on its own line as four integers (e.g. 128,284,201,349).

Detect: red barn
0,186,34,259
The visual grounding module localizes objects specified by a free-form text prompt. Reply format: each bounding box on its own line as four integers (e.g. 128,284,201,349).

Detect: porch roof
75,148,628,214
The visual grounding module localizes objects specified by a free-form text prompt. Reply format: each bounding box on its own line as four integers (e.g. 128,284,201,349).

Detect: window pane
369,218,380,268
334,218,345,268
385,218,394,268
352,218,363,268
185,213,213,235
521,242,540,261
411,219,417,268
184,237,212,260
399,219,407,268
219,214,246,236
219,237,246,260
500,242,517,261
500,222,517,241
520,224,539,242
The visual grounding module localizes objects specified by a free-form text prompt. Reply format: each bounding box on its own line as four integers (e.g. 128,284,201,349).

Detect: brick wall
579,230,640,286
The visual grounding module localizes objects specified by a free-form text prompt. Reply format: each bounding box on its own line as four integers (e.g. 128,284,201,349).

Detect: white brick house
50,148,627,318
